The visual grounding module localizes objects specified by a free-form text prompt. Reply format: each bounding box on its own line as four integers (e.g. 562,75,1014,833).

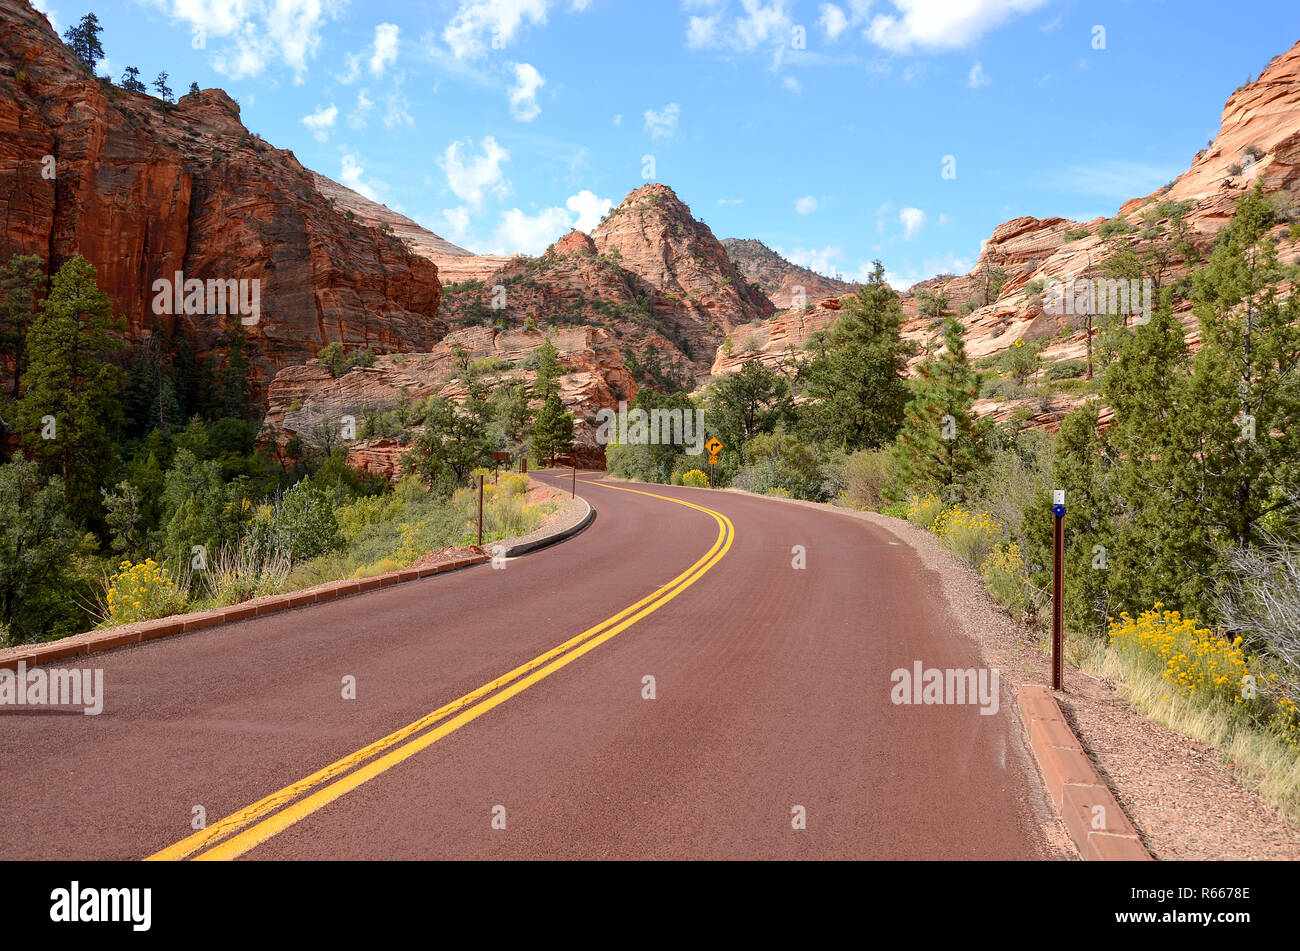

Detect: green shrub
1063,228,1091,242
1045,359,1088,381
981,543,1039,619
824,449,895,511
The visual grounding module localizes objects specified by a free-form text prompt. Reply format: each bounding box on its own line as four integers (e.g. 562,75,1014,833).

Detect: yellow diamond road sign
706,438,723,457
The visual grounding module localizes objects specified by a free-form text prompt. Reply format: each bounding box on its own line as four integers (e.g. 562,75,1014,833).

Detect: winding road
0,472,1066,860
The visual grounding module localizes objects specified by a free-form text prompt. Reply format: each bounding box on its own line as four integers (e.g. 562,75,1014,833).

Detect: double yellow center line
147,481,734,861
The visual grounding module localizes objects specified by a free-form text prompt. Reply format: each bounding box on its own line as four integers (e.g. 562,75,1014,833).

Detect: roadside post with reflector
1052,489,1065,691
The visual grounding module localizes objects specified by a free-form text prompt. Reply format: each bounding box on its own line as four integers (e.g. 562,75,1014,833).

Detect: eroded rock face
721,238,859,311
0,0,443,396
590,184,775,368
263,325,635,477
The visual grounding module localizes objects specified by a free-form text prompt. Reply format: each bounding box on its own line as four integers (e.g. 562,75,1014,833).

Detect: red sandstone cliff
0,0,443,395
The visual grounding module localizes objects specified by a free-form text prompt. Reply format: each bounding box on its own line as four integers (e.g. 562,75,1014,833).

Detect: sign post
572,463,577,499
706,438,723,488
1052,489,1066,691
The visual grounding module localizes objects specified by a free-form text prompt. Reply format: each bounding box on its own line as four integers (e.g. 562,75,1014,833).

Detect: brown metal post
477,475,484,547
572,464,577,499
1052,510,1065,691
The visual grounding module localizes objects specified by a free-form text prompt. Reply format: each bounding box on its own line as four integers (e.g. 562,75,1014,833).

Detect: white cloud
899,206,926,239
443,0,551,59
566,190,614,233
508,62,546,121
875,251,975,290
687,0,797,52
644,102,681,140
865,0,1048,52
717,198,745,206
349,90,374,129
438,136,511,209
966,61,989,88
370,23,400,75
901,61,926,83
150,0,339,82
819,3,849,39
782,75,802,92
383,92,414,129
300,102,338,142
340,153,387,202
779,245,844,277
795,195,819,215
612,113,622,125
818,1,872,40
490,206,575,255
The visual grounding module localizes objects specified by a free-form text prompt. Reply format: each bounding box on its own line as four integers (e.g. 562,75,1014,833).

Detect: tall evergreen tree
532,391,575,466
890,316,989,498
798,261,914,450
62,13,105,70
17,256,126,529
152,70,173,102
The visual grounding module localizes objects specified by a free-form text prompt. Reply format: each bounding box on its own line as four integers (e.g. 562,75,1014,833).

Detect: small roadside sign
706,438,723,457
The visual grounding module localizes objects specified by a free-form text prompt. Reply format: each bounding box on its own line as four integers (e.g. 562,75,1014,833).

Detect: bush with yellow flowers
105,559,188,626
981,543,1038,618
932,505,1005,566
905,493,945,531
681,470,710,488
1109,606,1299,744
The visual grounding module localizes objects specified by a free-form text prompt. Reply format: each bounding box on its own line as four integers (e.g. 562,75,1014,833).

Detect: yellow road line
148,482,734,861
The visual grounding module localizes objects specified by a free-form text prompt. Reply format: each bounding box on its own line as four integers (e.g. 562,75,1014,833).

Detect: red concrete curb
0,553,490,672
1018,684,1151,861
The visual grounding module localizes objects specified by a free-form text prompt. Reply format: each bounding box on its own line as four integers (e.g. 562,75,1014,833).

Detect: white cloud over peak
644,102,681,140
795,195,819,215
340,153,387,203
567,190,614,232
899,206,926,239
438,136,512,209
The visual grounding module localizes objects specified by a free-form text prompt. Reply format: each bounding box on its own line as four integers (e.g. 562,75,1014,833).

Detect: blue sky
31,0,1300,288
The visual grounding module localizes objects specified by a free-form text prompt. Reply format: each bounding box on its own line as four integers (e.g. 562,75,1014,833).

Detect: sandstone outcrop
0,0,443,396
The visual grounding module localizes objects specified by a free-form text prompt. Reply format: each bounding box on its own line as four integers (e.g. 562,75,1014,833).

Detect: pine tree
16,256,126,529
1187,184,1300,551
152,70,173,102
188,82,201,97
532,337,563,400
889,316,989,498
120,66,145,92
798,261,914,450
62,13,105,70
532,390,575,466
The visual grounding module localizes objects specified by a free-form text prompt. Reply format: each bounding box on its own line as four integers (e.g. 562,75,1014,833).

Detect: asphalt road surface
0,472,1065,860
